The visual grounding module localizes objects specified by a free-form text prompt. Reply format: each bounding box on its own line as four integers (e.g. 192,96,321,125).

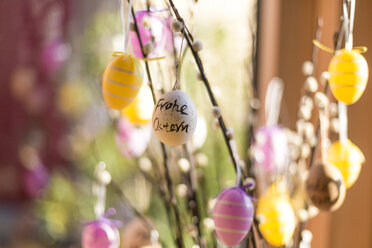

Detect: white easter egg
152,90,197,146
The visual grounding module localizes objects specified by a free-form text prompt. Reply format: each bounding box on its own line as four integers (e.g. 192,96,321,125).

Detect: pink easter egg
252,125,289,173
23,163,49,197
41,39,70,74
115,117,151,158
129,11,168,58
82,220,120,248
212,187,254,246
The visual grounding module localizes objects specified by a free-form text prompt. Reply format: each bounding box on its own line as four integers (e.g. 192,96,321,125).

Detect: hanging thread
120,0,133,52
173,36,185,90
265,77,284,126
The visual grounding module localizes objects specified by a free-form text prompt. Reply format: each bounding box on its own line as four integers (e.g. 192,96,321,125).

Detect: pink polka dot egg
212,187,254,246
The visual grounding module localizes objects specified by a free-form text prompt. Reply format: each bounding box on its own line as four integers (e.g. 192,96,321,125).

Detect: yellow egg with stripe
121,85,154,126
257,185,296,247
327,139,365,189
328,49,369,105
102,53,144,110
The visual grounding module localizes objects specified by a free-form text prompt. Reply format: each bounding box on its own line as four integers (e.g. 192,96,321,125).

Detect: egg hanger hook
338,0,355,144
121,0,133,52
93,161,111,219
265,77,284,126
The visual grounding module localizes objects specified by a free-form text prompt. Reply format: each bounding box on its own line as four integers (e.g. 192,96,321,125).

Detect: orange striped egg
102,53,144,110
327,139,365,189
328,49,369,104
212,187,254,246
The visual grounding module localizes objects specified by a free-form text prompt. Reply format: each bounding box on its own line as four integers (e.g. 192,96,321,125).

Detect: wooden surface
258,0,372,247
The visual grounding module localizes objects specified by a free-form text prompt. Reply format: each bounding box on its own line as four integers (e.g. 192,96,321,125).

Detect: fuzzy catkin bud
192,40,203,52
177,158,190,173
314,92,329,108
196,72,203,81
129,23,136,32
176,184,188,198
302,61,314,76
139,157,152,172
171,19,183,32
320,71,330,86
211,106,222,118
331,118,339,132
143,42,154,55
329,102,338,117
225,128,234,140
304,76,318,93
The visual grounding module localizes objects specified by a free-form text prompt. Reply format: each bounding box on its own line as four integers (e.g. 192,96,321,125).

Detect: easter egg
256,185,296,247
41,39,70,74
212,187,254,246
23,163,49,197
115,117,151,158
121,85,154,126
306,163,346,211
129,11,168,58
328,49,369,104
327,139,365,189
102,53,144,110
82,221,120,248
252,125,289,173
152,90,197,146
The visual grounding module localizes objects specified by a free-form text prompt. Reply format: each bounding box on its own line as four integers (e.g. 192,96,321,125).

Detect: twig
182,144,205,247
129,4,184,247
166,0,241,178
295,17,345,248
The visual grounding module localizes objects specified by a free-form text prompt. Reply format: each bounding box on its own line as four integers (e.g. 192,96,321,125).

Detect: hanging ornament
256,183,296,247
102,53,144,110
121,85,154,126
327,139,365,189
306,90,346,211
82,218,121,248
115,117,151,158
328,49,368,104
129,10,168,58
212,186,254,246
121,217,160,248
306,162,346,211
253,78,289,179
82,163,122,248
41,38,70,74
23,162,49,197
152,90,197,146
252,125,289,174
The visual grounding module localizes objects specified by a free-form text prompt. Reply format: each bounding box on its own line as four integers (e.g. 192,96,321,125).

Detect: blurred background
0,0,371,247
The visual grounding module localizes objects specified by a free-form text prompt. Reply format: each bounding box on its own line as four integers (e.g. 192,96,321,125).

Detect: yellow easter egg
102,53,144,110
121,85,154,126
257,185,296,247
327,139,365,189
328,49,369,104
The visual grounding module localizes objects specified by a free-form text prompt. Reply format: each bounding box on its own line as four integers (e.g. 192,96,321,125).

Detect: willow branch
129,5,184,247
166,0,241,178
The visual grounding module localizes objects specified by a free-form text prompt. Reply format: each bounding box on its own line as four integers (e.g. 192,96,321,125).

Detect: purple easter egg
41,39,70,74
252,125,289,173
213,187,254,246
129,11,168,58
23,163,49,197
115,117,151,158
82,220,120,248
